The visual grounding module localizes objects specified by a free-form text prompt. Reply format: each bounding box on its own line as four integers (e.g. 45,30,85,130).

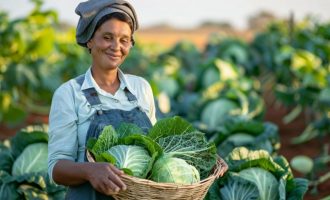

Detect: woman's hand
53,160,126,196
86,162,127,195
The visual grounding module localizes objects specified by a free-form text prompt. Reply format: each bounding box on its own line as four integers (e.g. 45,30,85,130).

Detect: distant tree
199,21,233,29
248,11,277,31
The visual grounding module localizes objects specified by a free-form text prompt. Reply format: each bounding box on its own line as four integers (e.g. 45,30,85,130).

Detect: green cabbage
239,167,279,200
219,175,259,200
211,147,309,200
106,145,151,178
12,142,48,176
88,117,217,183
201,99,239,130
150,156,200,184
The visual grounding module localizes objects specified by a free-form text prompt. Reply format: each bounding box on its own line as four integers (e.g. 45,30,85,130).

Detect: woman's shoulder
124,74,151,88
53,75,83,97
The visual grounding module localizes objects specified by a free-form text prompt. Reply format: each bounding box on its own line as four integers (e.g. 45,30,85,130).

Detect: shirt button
114,99,119,103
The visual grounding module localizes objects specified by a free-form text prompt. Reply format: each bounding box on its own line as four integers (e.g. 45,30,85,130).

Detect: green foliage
156,131,217,179
219,175,260,200
247,19,330,145
0,129,66,200
210,117,280,157
12,143,48,176
239,167,280,200
90,125,118,159
207,147,308,200
200,99,240,131
147,116,196,140
0,1,90,126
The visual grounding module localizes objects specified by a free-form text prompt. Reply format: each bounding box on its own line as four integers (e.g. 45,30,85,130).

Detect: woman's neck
91,66,120,94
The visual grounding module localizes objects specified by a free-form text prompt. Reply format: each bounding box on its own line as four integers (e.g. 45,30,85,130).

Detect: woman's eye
121,39,129,43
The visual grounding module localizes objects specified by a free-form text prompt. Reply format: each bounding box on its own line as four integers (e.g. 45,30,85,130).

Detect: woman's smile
105,51,121,61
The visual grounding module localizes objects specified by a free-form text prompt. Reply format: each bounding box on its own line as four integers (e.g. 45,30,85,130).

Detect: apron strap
124,87,138,101
82,88,102,106
75,74,102,106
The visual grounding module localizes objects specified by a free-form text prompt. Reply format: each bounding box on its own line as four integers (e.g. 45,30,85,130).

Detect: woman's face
87,18,132,70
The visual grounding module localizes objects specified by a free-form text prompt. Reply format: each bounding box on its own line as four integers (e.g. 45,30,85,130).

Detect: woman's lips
105,52,120,60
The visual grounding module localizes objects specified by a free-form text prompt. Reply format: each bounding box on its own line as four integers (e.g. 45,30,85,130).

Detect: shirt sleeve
48,82,78,181
144,79,157,125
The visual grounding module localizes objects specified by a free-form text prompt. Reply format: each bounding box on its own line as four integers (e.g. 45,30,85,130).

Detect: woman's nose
110,39,120,50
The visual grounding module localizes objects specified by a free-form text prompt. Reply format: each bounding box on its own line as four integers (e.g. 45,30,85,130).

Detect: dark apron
65,75,153,200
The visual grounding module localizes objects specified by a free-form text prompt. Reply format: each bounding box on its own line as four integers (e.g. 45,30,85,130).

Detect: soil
0,113,48,140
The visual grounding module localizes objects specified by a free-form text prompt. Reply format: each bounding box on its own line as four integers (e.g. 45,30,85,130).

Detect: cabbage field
0,1,329,200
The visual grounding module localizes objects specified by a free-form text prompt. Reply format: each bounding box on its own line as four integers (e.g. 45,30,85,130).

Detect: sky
1,0,330,30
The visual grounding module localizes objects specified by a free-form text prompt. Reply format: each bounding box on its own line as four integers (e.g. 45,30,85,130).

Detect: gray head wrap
75,0,139,47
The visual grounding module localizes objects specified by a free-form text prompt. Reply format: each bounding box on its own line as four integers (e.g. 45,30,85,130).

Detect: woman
47,0,156,199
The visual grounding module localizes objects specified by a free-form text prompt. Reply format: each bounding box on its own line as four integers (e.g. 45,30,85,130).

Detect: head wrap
75,0,139,47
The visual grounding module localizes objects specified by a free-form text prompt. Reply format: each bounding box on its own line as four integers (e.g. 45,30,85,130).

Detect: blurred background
2,0,330,29
0,0,329,199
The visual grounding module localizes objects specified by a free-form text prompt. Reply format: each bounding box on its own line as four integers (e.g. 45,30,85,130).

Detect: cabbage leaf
157,131,217,179
12,143,48,176
106,145,151,178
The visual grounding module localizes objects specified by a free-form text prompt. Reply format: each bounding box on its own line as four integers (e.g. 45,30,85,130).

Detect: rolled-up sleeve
48,82,78,181
138,77,157,125
146,82,157,125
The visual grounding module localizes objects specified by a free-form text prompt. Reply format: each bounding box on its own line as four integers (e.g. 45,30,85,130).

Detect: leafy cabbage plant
239,167,279,200
201,99,240,131
205,147,308,200
0,130,66,200
12,143,48,176
210,117,280,157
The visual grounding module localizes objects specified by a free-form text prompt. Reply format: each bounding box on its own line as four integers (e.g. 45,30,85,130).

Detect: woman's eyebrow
103,32,130,38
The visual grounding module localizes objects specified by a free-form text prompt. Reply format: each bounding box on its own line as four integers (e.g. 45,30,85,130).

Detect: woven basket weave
87,151,228,200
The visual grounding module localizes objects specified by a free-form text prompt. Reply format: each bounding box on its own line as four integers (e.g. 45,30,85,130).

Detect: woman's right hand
53,160,127,195
86,162,127,196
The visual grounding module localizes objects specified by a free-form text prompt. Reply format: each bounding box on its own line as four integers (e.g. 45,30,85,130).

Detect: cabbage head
239,167,279,200
12,142,48,176
107,145,151,178
201,99,239,130
150,156,200,184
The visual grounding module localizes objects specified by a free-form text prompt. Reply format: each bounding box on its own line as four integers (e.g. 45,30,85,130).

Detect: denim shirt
47,68,156,181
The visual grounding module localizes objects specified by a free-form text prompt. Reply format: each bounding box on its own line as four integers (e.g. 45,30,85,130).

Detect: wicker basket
86,151,228,200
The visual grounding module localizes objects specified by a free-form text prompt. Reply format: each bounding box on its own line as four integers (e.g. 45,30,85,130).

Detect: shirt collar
80,67,135,95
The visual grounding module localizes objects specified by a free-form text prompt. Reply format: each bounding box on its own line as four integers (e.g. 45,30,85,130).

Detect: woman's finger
103,179,120,195
107,168,127,190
